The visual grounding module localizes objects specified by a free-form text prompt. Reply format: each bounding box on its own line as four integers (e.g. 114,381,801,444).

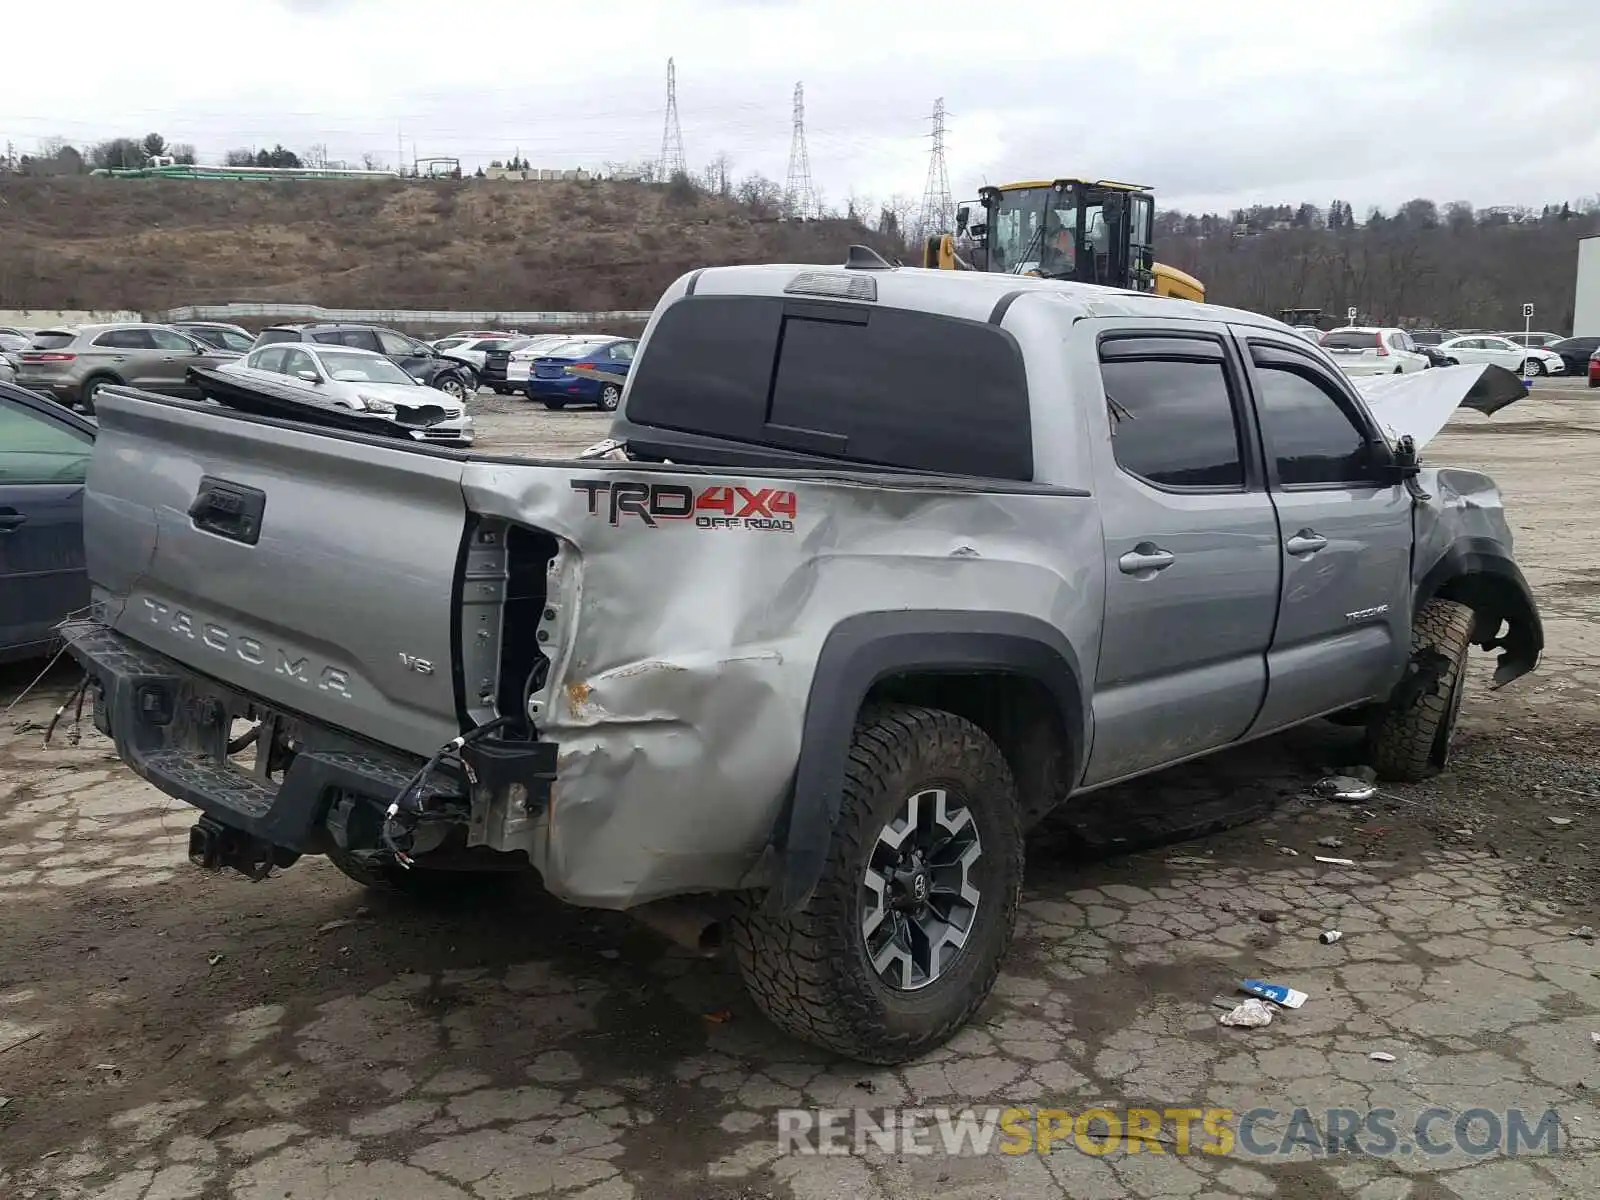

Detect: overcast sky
3,0,1596,216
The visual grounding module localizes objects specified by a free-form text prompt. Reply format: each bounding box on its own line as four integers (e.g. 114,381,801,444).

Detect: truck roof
683,261,1294,335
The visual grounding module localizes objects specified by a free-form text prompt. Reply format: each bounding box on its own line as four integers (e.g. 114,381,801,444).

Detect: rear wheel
598,383,622,411
492,385,511,395
1523,358,1545,377
729,704,1023,1063
542,398,566,410
1444,357,1460,366
1366,598,1475,782
79,374,117,415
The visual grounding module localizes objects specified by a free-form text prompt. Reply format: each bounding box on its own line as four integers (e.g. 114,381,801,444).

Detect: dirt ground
2,383,1599,1200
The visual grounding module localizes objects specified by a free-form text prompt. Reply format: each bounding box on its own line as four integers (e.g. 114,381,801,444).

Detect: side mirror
955,205,970,232
969,221,988,240
296,369,321,383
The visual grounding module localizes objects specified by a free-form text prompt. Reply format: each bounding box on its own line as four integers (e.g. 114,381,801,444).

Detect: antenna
784,82,816,220
658,57,687,181
916,97,953,241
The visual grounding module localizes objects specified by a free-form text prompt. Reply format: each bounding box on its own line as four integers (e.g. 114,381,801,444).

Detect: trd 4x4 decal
571,480,797,531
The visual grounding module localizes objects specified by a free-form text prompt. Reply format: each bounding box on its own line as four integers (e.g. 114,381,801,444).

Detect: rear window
625,295,1032,480
542,339,610,358
1320,331,1379,350
1409,331,1444,346
254,329,299,346
31,330,76,349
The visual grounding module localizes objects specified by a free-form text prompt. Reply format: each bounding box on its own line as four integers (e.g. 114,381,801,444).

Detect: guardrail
157,303,653,327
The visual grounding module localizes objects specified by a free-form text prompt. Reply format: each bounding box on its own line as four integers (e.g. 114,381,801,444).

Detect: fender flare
1414,536,1543,687
770,610,1088,913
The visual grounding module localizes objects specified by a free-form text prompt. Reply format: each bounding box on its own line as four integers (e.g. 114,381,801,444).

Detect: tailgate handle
188,476,265,546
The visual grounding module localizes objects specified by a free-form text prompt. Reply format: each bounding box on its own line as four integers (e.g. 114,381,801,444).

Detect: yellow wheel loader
922,178,1204,302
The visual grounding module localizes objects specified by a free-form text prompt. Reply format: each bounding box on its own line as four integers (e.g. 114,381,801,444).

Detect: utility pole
916,98,953,241
783,82,816,220
658,58,686,182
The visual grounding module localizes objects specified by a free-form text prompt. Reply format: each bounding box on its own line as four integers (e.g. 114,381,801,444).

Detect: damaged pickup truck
60,256,1542,1063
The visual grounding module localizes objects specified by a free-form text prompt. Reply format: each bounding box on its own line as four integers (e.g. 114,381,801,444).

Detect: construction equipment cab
924,178,1205,302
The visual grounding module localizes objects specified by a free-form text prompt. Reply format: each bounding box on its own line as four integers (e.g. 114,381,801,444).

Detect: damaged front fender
1411,467,1544,688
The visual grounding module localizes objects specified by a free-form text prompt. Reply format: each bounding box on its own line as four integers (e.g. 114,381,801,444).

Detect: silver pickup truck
60,256,1542,1063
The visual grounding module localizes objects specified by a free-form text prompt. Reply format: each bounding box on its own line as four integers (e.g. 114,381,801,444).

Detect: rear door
1081,322,1281,786
0,393,91,656
1238,333,1412,732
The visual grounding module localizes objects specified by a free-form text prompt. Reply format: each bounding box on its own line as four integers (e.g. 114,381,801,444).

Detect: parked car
218,343,473,445
172,321,257,354
434,335,517,380
0,381,93,662
480,335,563,394
526,337,637,410
15,323,238,413
1437,335,1564,376
0,328,35,351
59,260,1541,1064
1590,350,1599,388
252,324,477,401
1291,326,1322,342
1548,336,1600,377
504,334,617,391
1319,327,1429,375
1501,331,1566,350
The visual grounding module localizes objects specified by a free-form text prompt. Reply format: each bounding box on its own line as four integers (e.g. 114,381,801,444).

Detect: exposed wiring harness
380,715,515,867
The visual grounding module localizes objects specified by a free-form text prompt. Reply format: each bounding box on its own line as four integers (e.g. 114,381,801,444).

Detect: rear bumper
527,377,599,401
59,618,430,853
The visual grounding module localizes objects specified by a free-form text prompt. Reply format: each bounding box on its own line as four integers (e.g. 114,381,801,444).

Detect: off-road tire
728,704,1023,1063
1366,598,1475,782
324,845,516,899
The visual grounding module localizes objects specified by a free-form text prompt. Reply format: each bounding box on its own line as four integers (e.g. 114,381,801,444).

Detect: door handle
0,508,26,533
1286,530,1328,556
1118,544,1176,575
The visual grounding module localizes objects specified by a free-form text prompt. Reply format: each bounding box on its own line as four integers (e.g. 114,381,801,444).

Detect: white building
1576,235,1600,337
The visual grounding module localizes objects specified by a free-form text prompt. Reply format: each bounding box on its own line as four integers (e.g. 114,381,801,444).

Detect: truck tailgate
85,390,468,756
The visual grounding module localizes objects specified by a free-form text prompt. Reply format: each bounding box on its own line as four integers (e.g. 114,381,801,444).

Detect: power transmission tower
658,57,687,181
916,98,953,240
783,82,816,220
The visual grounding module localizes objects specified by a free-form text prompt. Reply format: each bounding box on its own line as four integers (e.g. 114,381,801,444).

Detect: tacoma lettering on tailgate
140,597,354,697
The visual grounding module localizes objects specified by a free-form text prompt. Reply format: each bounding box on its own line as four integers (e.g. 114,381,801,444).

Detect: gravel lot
2,382,1599,1200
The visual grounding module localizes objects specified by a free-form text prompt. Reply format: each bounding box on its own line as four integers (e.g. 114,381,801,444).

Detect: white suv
1319,327,1429,376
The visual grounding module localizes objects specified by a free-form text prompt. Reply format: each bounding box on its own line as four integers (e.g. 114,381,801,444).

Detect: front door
0,395,91,656
1081,322,1282,786
1237,333,1413,733
145,326,207,395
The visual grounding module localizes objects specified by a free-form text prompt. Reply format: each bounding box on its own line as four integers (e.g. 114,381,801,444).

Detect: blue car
525,337,637,411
